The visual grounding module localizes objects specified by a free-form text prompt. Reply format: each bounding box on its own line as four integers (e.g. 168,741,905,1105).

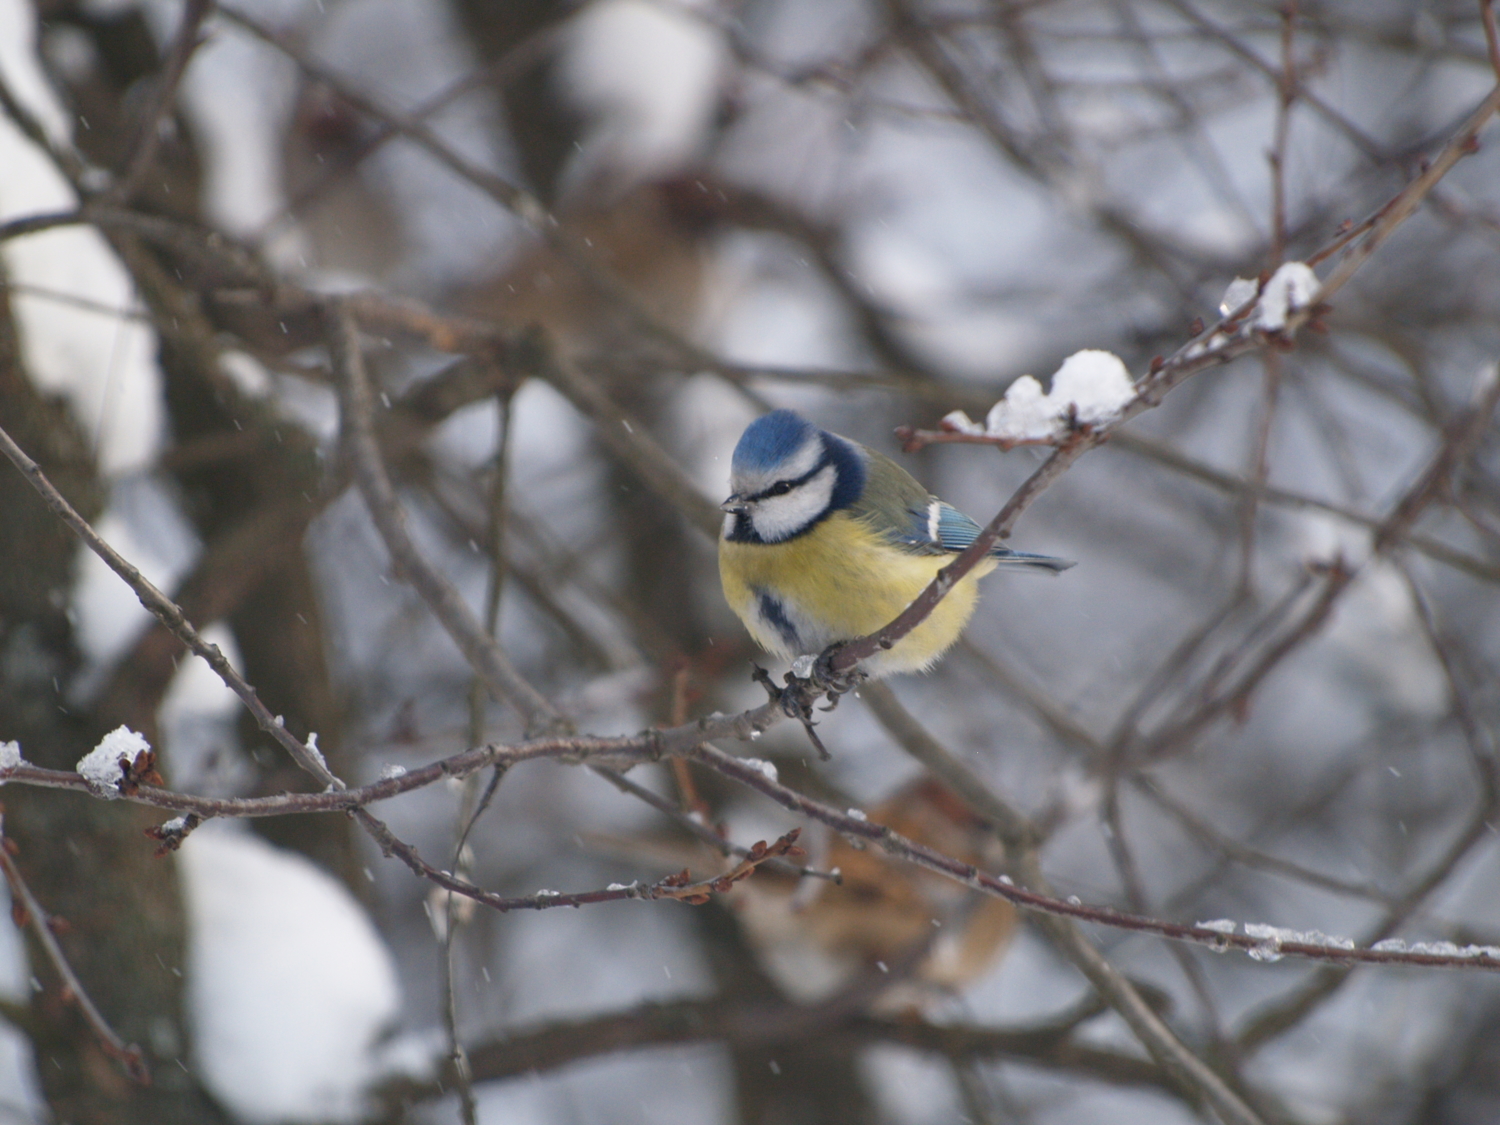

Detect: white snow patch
1196,919,1238,934
1254,262,1319,331
179,826,401,1124
0,1,69,142
1219,276,1258,317
1049,350,1137,421
1241,922,1355,959
0,742,24,771
559,0,726,192
218,349,274,398
174,7,308,257
71,504,195,674
0,877,42,1117
158,623,250,794
743,758,779,784
1407,940,1462,957
76,726,150,796
940,409,985,435
303,732,327,772
983,375,1054,442
0,3,163,474
964,349,1135,443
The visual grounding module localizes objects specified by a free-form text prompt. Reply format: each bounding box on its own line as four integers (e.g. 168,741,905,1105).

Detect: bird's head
722,411,866,543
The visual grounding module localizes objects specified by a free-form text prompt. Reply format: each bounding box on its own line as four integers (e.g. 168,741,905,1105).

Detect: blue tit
718,410,1073,677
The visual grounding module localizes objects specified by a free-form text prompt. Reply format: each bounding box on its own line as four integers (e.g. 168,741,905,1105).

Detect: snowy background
2,0,1500,1122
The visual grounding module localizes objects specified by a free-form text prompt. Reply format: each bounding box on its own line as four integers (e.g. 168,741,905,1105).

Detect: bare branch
0,817,148,1084
375,999,1173,1107
327,300,566,735
107,0,213,205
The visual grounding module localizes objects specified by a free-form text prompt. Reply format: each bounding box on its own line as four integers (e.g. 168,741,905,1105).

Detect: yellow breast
718,512,995,676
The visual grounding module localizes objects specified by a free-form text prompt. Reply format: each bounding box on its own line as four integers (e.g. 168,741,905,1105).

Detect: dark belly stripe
756,590,801,649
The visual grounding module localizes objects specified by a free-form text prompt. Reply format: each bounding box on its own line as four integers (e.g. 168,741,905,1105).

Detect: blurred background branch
2,0,1500,1123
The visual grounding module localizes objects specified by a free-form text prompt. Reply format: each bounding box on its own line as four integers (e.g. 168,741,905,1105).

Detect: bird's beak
721,495,748,514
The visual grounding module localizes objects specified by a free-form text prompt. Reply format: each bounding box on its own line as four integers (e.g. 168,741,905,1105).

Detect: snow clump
944,349,1136,444
1253,262,1319,331
76,726,151,797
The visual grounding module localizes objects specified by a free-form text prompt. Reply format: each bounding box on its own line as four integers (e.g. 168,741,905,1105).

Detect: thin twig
0,817,148,1084
843,81,1500,683
1143,366,1500,762
375,997,1173,1106
588,766,841,882
445,383,515,1125
1482,0,1500,81
327,301,565,735
1316,83,1500,298
1109,432,1500,584
1,716,1497,975
252,21,563,248
0,422,335,785
689,742,1500,972
827,427,1096,676
108,0,213,204
1267,2,1299,264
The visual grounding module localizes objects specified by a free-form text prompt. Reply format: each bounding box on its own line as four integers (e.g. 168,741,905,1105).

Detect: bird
718,410,1073,678
726,776,1017,1009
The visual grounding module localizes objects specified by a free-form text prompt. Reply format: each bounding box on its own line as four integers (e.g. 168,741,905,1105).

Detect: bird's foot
748,650,867,760
807,647,868,702
750,662,836,760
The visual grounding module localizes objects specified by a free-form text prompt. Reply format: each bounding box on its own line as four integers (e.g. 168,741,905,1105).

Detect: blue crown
732,410,818,473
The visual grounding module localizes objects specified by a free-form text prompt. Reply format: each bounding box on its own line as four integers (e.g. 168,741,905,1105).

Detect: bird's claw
809,648,868,700
748,650,867,761
749,662,838,760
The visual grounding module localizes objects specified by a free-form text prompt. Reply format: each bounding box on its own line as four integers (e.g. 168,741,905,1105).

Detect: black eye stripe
748,457,829,502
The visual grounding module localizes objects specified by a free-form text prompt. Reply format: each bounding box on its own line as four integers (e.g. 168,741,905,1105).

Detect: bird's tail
988,548,1075,573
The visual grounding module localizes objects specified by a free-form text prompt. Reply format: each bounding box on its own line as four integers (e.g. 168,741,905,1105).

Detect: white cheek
750,466,836,542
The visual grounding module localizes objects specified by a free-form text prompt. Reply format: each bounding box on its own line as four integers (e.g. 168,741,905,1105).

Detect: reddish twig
349,821,802,914
689,744,1500,973
840,73,1500,681
0,817,149,1084
1,694,1497,973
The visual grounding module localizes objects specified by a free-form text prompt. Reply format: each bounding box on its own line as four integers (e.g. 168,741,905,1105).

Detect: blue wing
895,501,1074,573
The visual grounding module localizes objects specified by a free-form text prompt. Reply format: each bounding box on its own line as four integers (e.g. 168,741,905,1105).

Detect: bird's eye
764,480,794,497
